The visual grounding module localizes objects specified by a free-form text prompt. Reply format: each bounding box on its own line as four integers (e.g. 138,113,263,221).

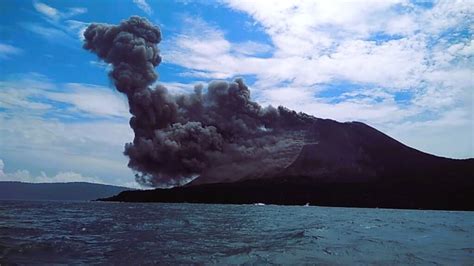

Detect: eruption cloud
83,16,314,187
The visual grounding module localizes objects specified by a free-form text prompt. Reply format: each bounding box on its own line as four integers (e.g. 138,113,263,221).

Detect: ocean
0,200,472,264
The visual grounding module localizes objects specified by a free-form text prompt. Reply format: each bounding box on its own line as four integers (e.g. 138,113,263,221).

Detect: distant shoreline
0,181,131,201
99,178,474,211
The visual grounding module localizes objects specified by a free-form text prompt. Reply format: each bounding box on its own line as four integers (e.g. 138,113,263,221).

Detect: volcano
102,118,474,210
83,16,473,210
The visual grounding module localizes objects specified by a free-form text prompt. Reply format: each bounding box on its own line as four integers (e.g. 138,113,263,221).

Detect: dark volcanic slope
280,119,473,183
103,119,474,210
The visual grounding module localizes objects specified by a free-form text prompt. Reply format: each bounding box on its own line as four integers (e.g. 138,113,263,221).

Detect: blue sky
0,0,472,186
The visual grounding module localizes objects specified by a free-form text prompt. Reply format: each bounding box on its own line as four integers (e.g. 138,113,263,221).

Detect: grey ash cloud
83,16,314,187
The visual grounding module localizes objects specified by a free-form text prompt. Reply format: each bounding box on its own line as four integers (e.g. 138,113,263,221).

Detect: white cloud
33,1,87,21
0,74,54,114
133,0,153,15
420,0,474,35
0,43,23,59
179,0,472,88
222,0,411,53
414,68,473,110
258,86,416,124
161,1,473,158
0,113,136,186
65,20,90,41
0,73,139,187
0,74,129,118
65,7,87,18
163,16,276,79
158,81,200,94
47,83,129,118
33,1,60,20
89,60,111,70
0,159,4,176
22,23,74,43
0,159,136,188
232,41,273,56
384,108,473,158
29,1,88,43
163,12,428,89
0,158,105,184
3,170,102,184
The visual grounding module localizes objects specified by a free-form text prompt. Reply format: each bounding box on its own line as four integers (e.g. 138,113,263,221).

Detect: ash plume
83,16,314,187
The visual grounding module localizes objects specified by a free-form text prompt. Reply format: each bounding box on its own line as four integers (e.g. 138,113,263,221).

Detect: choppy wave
0,201,473,264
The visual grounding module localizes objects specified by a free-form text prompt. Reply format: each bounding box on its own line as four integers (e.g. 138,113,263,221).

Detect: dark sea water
0,201,473,265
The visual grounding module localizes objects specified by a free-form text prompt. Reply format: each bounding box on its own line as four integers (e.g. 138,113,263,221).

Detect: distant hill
0,181,133,201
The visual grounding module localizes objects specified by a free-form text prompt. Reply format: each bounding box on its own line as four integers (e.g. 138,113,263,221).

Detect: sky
0,0,472,187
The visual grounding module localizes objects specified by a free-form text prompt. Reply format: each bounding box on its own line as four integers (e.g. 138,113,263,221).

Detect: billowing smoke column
83,16,314,187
